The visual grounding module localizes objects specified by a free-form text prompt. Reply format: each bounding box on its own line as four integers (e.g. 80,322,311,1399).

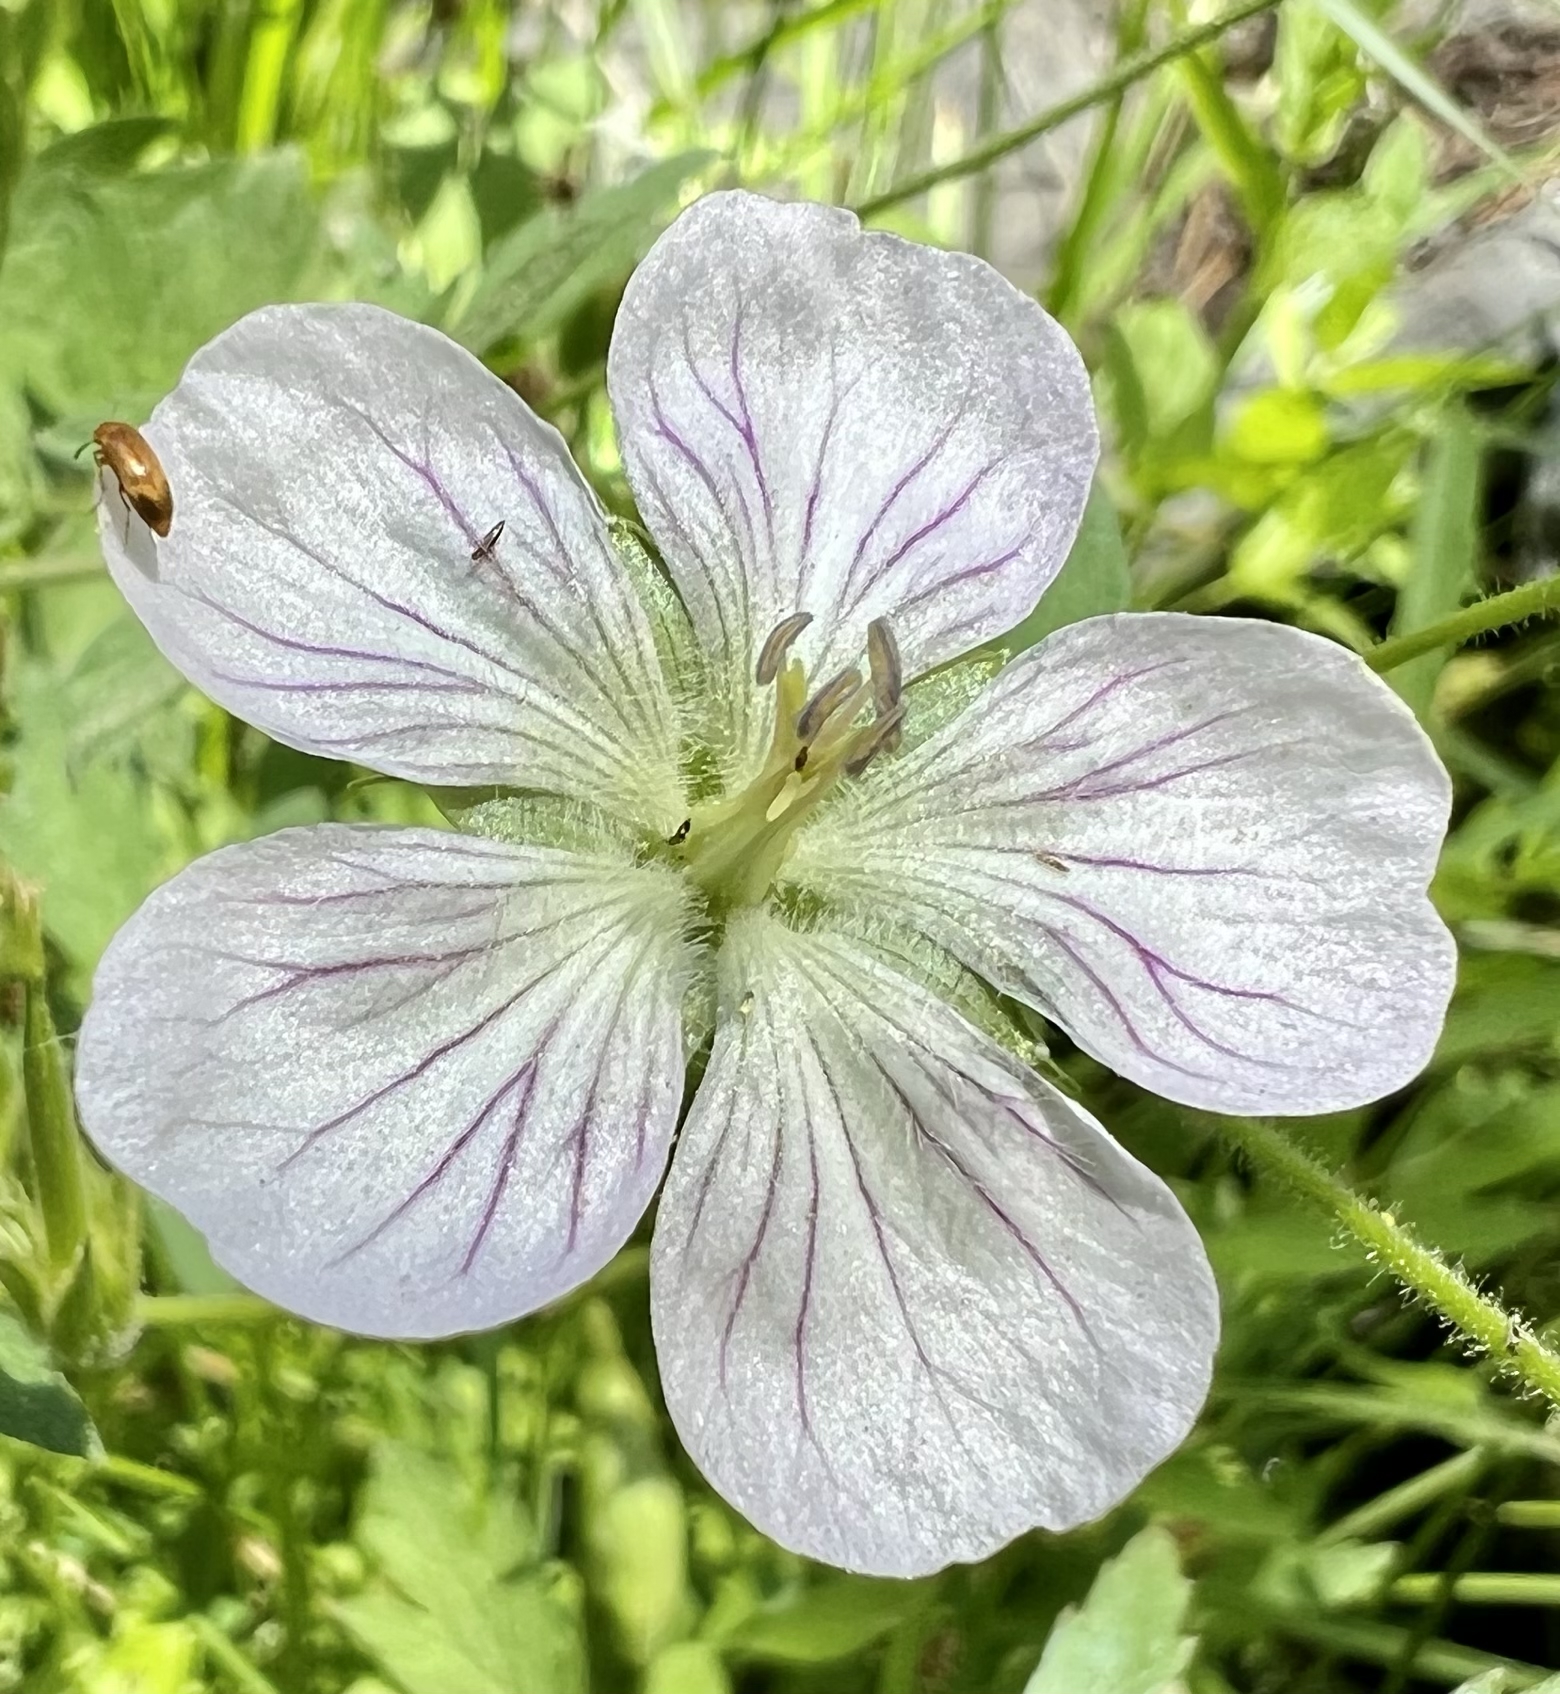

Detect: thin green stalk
0,556,103,593
1392,1572,1560,1607
23,985,87,1277
1367,575,1560,673
137,1293,277,1327
187,1614,284,1694
1320,1448,1488,1545
1500,1499,1560,1528
1213,1115,1560,1412
854,0,1283,216
1259,1602,1550,1688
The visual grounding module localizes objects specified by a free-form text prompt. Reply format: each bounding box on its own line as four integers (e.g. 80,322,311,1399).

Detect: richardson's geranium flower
75,191,1455,1576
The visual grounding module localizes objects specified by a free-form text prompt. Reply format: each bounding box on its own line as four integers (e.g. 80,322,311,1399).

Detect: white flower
75,191,1455,1577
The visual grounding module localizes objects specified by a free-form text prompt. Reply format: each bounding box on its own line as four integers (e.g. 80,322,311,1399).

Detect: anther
756,612,814,686
867,618,902,716
796,667,863,744
844,705,906,776
667,818,692,845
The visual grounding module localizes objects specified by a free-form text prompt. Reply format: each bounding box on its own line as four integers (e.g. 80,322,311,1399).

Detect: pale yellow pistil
672,613,904,912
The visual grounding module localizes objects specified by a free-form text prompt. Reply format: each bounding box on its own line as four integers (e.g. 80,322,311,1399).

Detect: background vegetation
0,0,1559,1688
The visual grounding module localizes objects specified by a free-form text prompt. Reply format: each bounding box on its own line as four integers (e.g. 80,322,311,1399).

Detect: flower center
669,612,904,912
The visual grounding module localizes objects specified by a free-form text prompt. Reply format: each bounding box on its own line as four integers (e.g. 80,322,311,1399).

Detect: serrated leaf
450,152,712,354
0,1309,97,1457
1024,1525,1196,1694
333,1443,584,1694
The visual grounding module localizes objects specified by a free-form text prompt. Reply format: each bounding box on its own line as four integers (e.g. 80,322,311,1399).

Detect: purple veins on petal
841,457,1005,617
868,1050,1096,1343
891,541,1025,619
459,1062,545,1276
842,412,965,602
172,585,482,688
678,306,776,548
342,402,485,552
1035,925,1221,1086
560,944,655,1256
270,899,630,1173
328,1055,542,1268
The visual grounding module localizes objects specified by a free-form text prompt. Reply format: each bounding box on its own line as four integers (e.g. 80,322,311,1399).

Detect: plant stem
1366,574,1560,673
187,1614,284,1694
1213,1115,1560,1412
136,1293,277,1328
1499,1500,1560,1528
1391,1572,1560,1607
0,556,102,593
23,985,87,1277
854,0,1283,216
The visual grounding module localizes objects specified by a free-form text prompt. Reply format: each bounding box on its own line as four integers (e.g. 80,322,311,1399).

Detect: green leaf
1390,406,1482,720
0,147,323,422
1103,300,1219,456
1433,955,1560,1069
0,665,170,995
63,613,188,773
450,152,712,355
0,1309,98,1457
1005,481,1132,654
333,1442,585,1694
724,1574,933,1664
1024,1525,1196,1694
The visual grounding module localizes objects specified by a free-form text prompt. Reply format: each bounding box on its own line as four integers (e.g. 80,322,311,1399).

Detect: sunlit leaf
1024,1524,1196,1694
333,1443,586,1694
450,152,713,355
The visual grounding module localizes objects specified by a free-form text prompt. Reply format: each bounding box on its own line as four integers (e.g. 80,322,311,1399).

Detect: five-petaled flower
76,191,1455,1576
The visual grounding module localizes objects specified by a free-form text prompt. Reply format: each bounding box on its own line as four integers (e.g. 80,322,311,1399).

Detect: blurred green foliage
0,0,1558,1690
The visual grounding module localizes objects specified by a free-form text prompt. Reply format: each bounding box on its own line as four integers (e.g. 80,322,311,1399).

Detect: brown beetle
87,421,173,538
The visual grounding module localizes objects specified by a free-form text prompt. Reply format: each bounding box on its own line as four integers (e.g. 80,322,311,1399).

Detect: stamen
867,618,902,716
667,818,692,845
796,667,863,744
844,705,906,776
756,612,814,686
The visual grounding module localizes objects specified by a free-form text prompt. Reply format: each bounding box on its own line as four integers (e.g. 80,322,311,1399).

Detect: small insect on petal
88,422,173,538
471,520,505,564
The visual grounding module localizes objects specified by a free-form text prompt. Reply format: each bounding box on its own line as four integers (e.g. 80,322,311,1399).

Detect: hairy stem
1214,1115,1560,1411
1366,574,1560,674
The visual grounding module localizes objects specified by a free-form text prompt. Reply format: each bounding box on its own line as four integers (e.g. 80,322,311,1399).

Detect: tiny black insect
471,520,505,564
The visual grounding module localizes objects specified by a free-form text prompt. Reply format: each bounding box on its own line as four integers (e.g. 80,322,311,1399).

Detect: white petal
794,614,1455,1115
651,912,1217,1577
608,192,1096,703
101,304,680,820
76,825,695,1337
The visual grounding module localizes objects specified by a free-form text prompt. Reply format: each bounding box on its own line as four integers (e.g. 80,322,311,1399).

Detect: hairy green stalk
1367,574,1560,673
1215,1114,1560,1412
